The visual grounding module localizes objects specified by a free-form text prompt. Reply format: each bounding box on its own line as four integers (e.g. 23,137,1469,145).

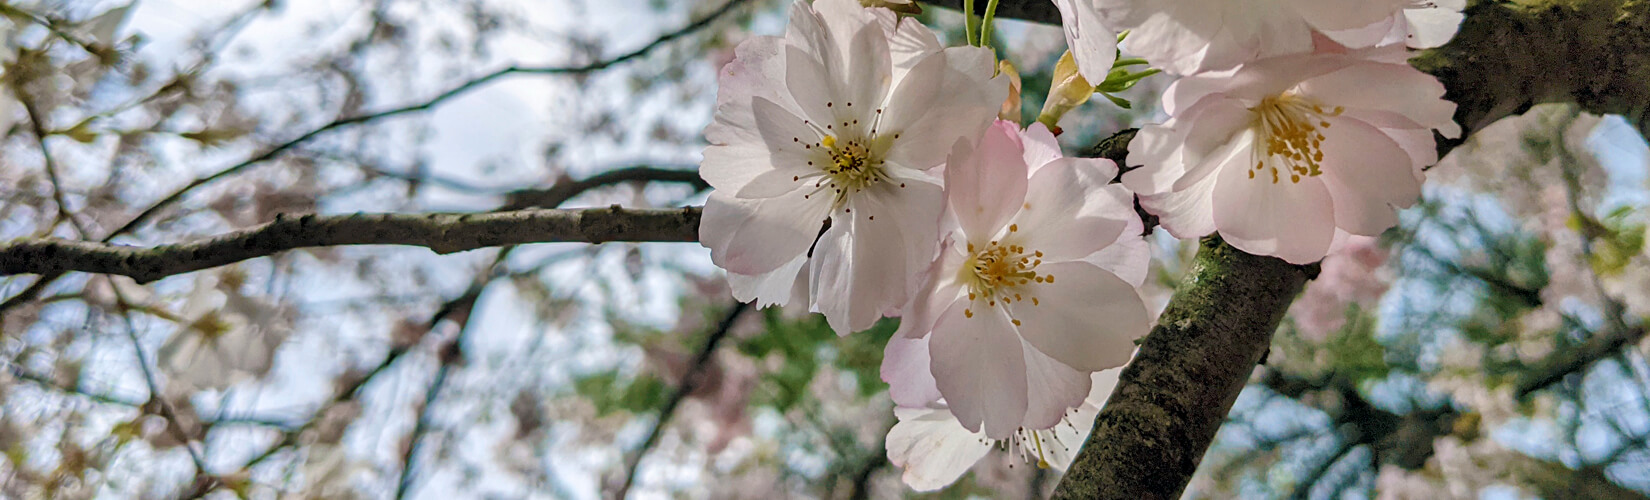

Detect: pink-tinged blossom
885,367,1122,491
1289,235,1391,341
1123,47,1461,264
1322,0,1466,50
882,121,1149,440
1095,0,1411,74
1051,0,1119,84
698,0,1006,334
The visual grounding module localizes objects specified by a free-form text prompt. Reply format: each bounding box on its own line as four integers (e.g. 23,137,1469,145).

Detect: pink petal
1212,156,1337,264
1008,261,1146,372
701,191,830,275
930,301,1028,439
883,335,943,407
945,120,1028,239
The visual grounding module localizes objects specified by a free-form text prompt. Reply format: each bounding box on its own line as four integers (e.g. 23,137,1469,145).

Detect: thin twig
615,301,751,499
16,76,90,238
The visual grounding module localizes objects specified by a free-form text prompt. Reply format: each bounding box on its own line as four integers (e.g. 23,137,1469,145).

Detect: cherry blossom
882,120,1149,439
1095,0,1411,74
1123,47,1460,264
885,367,1123,491
1322,0,1466,49
698,0,1006,334
1051,0,1119,84
157,273,293,392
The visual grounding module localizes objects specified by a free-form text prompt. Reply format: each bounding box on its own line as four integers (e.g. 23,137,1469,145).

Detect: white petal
701,191,829,276
930,301,1028,439
883,335,943,407
809,180,943,333
785,45,843,128
1289,0,1405,32
886,405,992,491
945,120,1028,239
1054,0,1118,83
1211,157,1337,264
1082,184,1151,287
843,22,893,127
1297,62,1461,138
1011,158,1127,261
1008,261,1146,372
1020,340,1093,429
1020,122,1065,175
1137,172,1218,239
882,46,1004,171
1403,5,1464,49
1316,115,1419,235
727,253,809,308
701,35,792,190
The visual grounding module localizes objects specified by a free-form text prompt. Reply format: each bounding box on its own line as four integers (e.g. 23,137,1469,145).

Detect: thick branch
0,207,700,284
1051,237,1314,499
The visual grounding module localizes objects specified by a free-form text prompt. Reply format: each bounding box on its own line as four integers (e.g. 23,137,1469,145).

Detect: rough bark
920,0,1650,497
1048,238,1313,500
0,207,700,284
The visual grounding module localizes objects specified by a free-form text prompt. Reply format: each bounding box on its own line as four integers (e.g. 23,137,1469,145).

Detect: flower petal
883,334,943,407
886,405,992,491
1020,340,1093,429
1212,156,1337,264
1008,261,1146,372
1317,115,1419,235
1011,158,1127,261
945,120,1028,239
930,301,1028,439
701,191,830,276
1053,0,1118,83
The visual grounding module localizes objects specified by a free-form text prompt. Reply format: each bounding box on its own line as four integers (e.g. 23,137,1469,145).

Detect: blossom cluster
698,0,1463,489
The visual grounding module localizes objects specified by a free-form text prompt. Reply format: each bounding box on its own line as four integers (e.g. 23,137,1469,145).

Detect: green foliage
1588,205,1646,275
573,369,669,416
739,308,898,411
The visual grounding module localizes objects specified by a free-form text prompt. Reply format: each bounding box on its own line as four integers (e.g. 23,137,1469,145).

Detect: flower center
1249,93,1342,184
786,101,907,209
820,135,888,197
982,415,1084,470
957,225,1050,322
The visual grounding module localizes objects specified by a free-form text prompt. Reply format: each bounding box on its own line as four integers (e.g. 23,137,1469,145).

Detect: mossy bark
920,0,1650,497
1049,238,1313,499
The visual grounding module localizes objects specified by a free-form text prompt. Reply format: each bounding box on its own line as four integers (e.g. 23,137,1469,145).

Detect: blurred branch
5,365,145,407
13,58,90,238
615,301,752,500
394,310,472,500
0,3,118,61
500,166,707,211
0,206,701,283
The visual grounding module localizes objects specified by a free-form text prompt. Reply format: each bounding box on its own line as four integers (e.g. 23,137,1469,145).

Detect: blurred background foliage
0,0,1646,499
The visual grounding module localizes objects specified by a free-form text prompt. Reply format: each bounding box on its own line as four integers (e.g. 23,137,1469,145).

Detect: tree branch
0,206,701,284
1050,237,1314,499
615,301,751,499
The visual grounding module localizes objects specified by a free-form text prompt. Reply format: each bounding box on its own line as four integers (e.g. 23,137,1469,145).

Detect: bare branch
615,302,752,499
0,206,701,284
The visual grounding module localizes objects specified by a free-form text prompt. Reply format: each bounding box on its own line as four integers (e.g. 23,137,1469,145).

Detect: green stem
962,0,977,46
979,0,1001,48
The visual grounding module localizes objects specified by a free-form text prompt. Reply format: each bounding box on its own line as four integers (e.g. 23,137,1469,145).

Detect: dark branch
1051,237,1314,499
615,302,752,499
0,207,701,284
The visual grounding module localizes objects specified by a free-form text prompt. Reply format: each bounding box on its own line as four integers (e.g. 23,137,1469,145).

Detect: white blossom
698,0,1006,334
1096,0,1411,74
882,121,1148,439
1123,47,1460,264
